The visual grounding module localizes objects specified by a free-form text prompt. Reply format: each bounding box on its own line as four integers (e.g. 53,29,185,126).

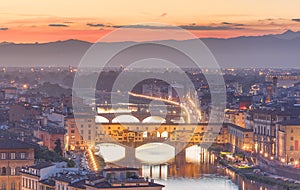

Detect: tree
67,159,75,167
54,139,63,156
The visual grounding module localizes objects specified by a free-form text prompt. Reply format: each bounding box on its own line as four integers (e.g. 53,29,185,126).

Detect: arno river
97,144,288,190
142,150,286,190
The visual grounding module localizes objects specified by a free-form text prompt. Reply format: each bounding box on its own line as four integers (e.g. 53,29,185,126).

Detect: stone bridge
96,112,187,123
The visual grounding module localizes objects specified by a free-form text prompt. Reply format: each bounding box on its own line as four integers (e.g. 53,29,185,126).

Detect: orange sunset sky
1,0,300,43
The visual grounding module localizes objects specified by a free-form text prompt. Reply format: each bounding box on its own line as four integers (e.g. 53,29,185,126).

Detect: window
70,130,75,133
2,182,6,190
2,167,6,175
290,146,294,151
20,153,25,159
291,137,294,141
11,182,16,190
1,153,6,159
11,168,15,175
10,153,15,160
15,167,20,175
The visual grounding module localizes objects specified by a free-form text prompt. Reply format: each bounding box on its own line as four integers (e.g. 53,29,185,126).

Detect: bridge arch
95,143,126,162
142,116,166,123
135,143,175,164
95,116,109,123
112,115,140,123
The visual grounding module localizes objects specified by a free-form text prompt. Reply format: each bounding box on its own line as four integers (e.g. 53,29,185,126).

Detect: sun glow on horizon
0,0,300,42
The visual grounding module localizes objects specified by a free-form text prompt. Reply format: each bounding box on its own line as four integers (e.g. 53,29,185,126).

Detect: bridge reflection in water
95,142,219,177
95,143,288,190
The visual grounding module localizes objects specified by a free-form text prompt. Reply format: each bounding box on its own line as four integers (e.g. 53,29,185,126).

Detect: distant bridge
96,112,186,123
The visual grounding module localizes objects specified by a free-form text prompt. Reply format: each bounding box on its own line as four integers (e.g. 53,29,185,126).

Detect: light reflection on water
97,143,289,190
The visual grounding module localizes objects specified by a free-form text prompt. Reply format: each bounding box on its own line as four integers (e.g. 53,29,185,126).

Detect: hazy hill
1,31,300,68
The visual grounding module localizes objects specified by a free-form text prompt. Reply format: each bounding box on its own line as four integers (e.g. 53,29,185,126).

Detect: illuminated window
20,153,25,159
1,153,6,159
10,153,15,160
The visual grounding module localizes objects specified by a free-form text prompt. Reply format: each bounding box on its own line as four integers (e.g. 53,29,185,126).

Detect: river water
97,143,289,190
141,152,287,190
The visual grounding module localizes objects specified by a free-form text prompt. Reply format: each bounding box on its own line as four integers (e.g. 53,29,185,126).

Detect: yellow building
0,139,35,190
227,123,253,152
95,123,227,145
20,163,56,190
225,109,246,128
277,118,300,164
65,114,96,151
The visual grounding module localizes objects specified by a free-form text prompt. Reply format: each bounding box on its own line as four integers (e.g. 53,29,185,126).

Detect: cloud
233,23,245,26
112,24,176,29
222,22,245,26
48,24,69,27
221,22,232,25
111,24,243,31
160,13,167,17
292,18,300,22
0,28,8,31
179,25,244,30
86,23,105,27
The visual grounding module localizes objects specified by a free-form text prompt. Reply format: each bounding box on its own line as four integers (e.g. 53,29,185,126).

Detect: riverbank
219,159,300,190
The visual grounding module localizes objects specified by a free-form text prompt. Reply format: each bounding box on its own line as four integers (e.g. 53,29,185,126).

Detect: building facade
276,119,300,164
227,123,253,152
0,139,35,190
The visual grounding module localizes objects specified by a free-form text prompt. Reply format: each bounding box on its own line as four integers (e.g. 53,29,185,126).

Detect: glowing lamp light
22,84,28,89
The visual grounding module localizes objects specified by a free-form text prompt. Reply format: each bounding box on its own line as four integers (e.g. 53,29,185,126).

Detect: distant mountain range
1,30,300,68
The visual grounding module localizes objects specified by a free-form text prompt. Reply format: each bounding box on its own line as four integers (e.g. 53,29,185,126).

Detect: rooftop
0,139,35,149
278,118,300,126
226,123,253,132
39,178,55,187
103,167,139,172
31,162,54,169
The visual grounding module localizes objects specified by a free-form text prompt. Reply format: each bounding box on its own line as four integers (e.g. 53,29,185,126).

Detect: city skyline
1,1,300,190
